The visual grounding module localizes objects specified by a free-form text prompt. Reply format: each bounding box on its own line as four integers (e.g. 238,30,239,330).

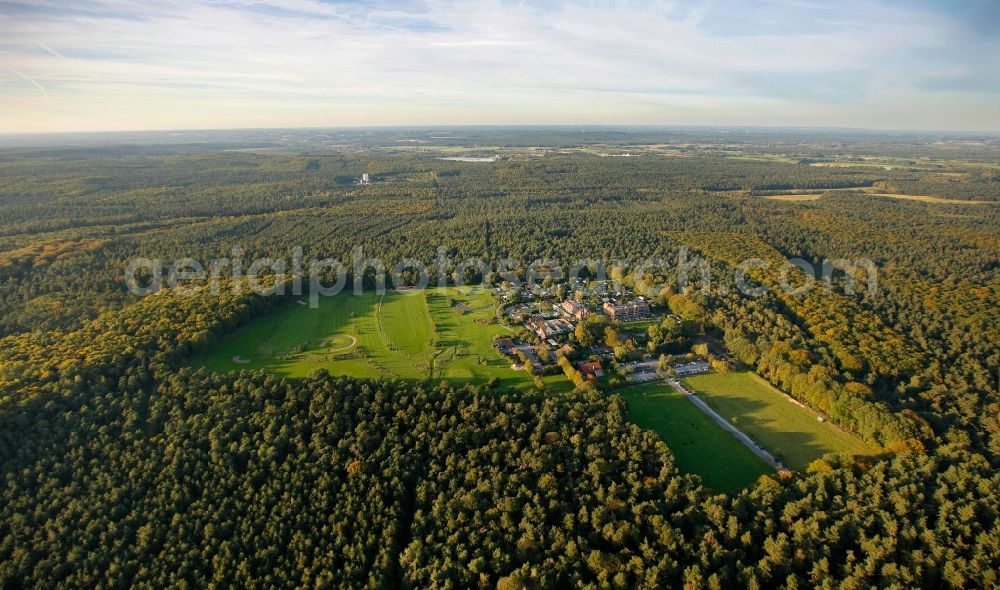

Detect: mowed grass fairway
683,371,873,469
194,286,571,392
621,382,770,491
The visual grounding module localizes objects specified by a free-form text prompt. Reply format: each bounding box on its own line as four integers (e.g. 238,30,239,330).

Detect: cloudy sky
2,0,998,133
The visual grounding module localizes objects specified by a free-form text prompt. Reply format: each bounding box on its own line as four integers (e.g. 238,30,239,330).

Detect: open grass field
759,189,994,205
764,193,823,202
618,317,662,333
621,382,771,491
866,193,993,205
194,286,572,393
682,371,873,469
716,186,868,199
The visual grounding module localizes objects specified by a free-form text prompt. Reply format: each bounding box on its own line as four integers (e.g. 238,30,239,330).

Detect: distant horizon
3,122,1000,138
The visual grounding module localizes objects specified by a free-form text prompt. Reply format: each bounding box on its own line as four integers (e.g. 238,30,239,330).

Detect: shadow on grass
686,389,838,469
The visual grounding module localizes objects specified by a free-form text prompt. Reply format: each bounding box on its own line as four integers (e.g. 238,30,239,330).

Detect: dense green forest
0,284,996,587
0,129,998,587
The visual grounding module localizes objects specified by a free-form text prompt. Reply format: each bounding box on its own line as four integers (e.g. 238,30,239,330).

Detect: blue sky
1,0,998,132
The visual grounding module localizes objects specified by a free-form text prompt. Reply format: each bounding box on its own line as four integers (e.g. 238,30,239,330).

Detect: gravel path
662,374,786,472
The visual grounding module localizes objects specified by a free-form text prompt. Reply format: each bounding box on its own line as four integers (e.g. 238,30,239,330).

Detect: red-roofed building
578,361,604,378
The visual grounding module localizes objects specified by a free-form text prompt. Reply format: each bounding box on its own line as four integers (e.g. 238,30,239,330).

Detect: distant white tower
361,173,370,184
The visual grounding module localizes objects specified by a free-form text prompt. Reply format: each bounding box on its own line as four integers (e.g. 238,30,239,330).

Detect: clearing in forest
622,381,771,491
682,371,874,470
764,193,823,201
865,193,993,205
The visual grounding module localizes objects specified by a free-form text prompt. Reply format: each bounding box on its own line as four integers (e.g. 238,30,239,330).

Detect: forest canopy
0,129,998,587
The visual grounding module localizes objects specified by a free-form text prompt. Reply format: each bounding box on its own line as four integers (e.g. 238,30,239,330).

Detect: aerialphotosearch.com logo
124,245,878,306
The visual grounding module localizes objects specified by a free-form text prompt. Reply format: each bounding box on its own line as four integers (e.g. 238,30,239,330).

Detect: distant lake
437,156,496,162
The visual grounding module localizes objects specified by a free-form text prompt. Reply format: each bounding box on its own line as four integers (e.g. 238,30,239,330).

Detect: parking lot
672,360,711,376
626,370,661,383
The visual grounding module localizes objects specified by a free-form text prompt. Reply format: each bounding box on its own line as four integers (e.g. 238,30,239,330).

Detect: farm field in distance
195,286,571,392
621,382,771,491
763,193,823,201
683,371,874,469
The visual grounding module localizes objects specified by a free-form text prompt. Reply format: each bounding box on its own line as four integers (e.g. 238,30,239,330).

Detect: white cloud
0,0,997,132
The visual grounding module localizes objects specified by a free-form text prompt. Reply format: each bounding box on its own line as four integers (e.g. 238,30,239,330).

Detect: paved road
660,374,786,472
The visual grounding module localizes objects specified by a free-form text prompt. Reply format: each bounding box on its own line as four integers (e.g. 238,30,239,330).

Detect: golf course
194,286,571,392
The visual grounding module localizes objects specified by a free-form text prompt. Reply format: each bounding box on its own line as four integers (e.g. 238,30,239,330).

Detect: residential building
578,361,604,378
526,315,574,340
492,337,515,354
560,299,589,320
602,299,650,321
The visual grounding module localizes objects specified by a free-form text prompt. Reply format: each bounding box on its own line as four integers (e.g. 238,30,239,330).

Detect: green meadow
194,286,571,392
621,382,771,491
683,371,874,470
